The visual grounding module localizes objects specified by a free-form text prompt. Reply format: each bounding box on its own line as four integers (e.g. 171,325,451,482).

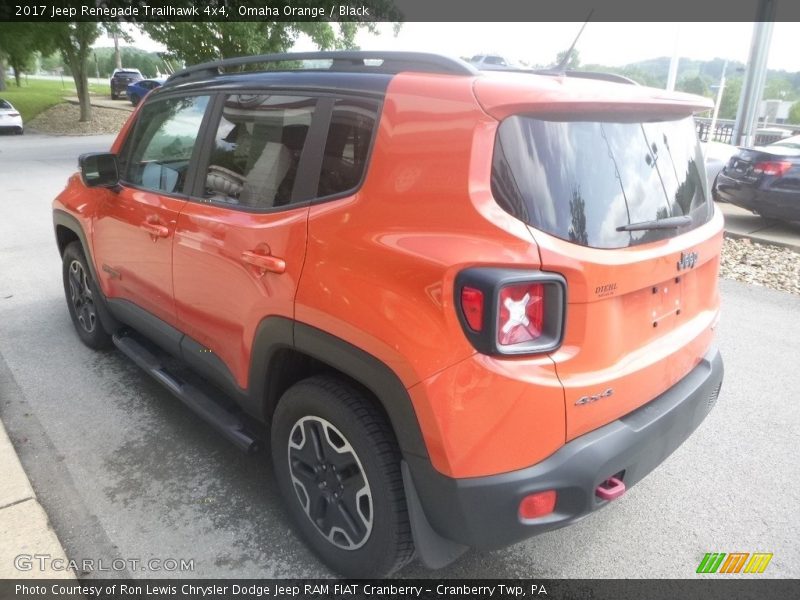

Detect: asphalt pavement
0,133,798,578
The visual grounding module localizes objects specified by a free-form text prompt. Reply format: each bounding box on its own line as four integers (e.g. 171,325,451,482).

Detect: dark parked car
126,78,165,106
110,68,143,100
713,135,800,224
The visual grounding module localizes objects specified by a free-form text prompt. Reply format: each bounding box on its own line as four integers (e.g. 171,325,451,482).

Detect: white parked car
0,98,23,134
468,54,520,70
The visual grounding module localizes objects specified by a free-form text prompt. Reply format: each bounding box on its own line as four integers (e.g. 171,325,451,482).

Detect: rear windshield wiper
616,215,692,232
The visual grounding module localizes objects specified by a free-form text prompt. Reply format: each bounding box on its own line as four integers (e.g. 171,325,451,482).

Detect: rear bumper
405,346,723,549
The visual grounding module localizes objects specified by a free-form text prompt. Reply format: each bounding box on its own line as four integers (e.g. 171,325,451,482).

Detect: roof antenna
551,10,594,74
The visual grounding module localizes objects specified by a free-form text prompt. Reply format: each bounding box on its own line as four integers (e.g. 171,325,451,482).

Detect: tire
130,94,140,106
15,127,23,135
111,92,118,100
754,211,777,225
62,241,113,350
271,376,414,577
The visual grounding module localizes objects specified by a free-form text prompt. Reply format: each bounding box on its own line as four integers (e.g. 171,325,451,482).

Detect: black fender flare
53,209,120,333
249,317,430,460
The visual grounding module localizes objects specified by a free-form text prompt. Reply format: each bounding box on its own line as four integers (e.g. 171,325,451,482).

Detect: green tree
40,51,65,74
763,77,794,101
103,23,132,71
0,23,56,86
718,77,743,120
93,47,163,78
141,14,398,67
554,48,580,70
788,101,800,125
678,75,710,97
52,23,101,122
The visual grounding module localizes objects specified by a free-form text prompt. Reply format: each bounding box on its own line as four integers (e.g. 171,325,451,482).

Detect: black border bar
2,579,799,600
2,0,800,22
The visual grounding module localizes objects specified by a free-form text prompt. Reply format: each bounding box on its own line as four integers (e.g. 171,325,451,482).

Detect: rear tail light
498,283,545,346
752,161,792,177
8,112,19,117
455,268,565,356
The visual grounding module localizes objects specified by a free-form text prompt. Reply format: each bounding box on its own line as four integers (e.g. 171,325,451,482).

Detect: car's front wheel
62,241,112,350
271,376,414,577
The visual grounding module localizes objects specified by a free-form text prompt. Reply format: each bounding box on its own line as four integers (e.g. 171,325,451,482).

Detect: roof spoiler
531,69,639,85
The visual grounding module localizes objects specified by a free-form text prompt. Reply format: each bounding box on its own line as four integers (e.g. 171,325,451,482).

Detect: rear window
491,115,711,248
0,100,11,109
115,71,141,77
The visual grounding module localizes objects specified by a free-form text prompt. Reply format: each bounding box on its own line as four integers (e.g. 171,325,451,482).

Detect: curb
718,202,800,254
63,96,134,112
723,230,800,254
0,419,75,579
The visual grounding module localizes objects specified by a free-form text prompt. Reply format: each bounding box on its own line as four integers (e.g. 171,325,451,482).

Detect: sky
97,22,800,73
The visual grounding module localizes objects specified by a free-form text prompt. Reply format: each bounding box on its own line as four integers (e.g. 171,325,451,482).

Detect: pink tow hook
595,476,626,501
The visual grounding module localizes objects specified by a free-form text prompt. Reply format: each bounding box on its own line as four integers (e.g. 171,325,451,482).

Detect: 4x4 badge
677,251,698,271
575,388,614,406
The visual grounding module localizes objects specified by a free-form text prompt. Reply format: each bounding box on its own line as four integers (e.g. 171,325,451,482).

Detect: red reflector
519,490,557,520
498,283,544,346
753,161,792,177
460,286,484,332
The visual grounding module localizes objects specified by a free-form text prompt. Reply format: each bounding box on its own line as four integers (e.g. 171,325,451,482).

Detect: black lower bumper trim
405,346,724,549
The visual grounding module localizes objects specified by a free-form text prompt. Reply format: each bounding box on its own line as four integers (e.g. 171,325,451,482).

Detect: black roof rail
531,69,639,85
165,51,478,85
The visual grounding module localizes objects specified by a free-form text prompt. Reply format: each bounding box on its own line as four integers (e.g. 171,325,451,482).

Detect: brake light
460,287,484,332
753,161,792,177
455,268,565,356
498,283,544,346
8,112,19,117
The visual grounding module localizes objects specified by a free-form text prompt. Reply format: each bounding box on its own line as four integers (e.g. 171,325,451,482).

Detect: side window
203,94,315,209
316,98,379,198
121,95,209,194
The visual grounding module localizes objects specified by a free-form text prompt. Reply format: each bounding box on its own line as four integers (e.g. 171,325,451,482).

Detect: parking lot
1,133,799,578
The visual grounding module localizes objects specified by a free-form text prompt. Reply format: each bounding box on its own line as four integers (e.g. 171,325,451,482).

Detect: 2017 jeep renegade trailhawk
53,51,724,577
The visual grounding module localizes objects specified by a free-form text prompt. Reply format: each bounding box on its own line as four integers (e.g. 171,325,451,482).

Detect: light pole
709,61,728,143
666,24,681,92
732,0,777,147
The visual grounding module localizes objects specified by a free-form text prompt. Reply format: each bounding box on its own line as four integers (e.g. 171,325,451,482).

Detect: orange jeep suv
53,52,724,577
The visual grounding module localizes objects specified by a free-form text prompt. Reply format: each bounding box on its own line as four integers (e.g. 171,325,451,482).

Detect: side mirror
79,153,119,188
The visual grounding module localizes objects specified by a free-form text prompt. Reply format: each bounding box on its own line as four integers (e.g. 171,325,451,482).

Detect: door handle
141,221,169,238
241,250,286,274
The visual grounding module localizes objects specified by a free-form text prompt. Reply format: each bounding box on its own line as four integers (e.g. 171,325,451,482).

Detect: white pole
709,61,727,142
666,24,681,91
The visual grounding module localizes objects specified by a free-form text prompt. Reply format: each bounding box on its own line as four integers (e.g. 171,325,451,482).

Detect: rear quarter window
491,115,710,248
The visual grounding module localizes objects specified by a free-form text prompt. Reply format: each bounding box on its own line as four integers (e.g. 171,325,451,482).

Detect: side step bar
112,332,261,455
